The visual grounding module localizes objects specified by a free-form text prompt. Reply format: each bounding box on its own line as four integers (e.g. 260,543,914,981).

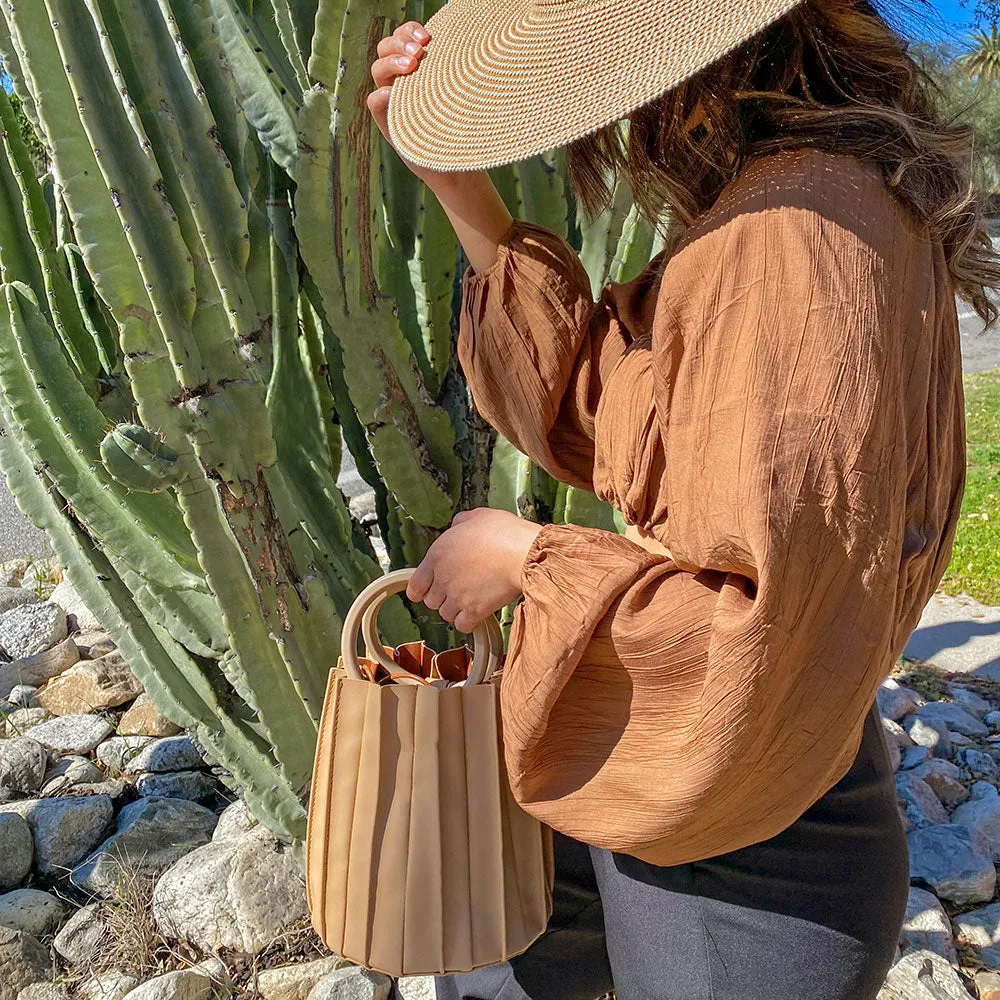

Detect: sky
922,0,985,39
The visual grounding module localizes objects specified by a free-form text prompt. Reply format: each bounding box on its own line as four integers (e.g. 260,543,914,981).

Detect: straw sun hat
386,0,808,173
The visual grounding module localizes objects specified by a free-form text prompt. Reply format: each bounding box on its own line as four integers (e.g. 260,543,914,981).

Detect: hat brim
386,0,807,173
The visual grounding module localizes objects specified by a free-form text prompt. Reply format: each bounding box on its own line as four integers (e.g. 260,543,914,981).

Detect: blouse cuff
461,218,553,293
519,522,663,638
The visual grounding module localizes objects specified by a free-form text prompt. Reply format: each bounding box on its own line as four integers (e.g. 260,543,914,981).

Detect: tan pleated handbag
305,568,554,978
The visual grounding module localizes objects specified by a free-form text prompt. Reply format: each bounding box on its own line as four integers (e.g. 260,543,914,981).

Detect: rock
0,604,67,661
883,950,974,999
908,825,996,904
96,735,156,773
256,958,353,1000
0,926,52,1000
307,969,392,1000
919,701,990,738
947,685,993,720
902,746,932,769
987,711,1000,731
26,714,112,755
125,736,203,775
949,782,1000,859
3,709,51,738
53,903,106,964
886,733,902,771
0,639,79,701
956,748,1000,779
185,956,231,990
395,980,434,1000
117,694,181,739
74,633,116,660
48,579,101,633
211,799,257,842
34,652,143,716
908,759,969,808
903,715,952,758
135,771,216,804
0,795,113,875
949,732,974,747
896,774,948,828
39,756,104,796
883,717,915,749
152,827,307,954
0,738,47,799
975,970,1000,1000
0,813,33,890
70,796,217,897
17,985,71,1000
7,686,38,709
0,588,42,616
61,778,129,803
952,901,1000,969
879,679,924,721
0,561,29,588
900,887,957,965
0,888,68,938
76,973,141,1000
120,971,214,1000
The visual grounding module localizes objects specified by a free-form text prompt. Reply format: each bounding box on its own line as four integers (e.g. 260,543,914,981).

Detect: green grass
939,368,1000,606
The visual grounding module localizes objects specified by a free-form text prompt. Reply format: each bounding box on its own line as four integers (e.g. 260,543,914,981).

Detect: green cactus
0,0,655,857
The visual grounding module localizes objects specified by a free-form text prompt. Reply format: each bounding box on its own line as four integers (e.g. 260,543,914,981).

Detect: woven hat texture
386,0,808,172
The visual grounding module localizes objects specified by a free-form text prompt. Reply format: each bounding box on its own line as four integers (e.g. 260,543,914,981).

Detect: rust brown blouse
457,147,967,865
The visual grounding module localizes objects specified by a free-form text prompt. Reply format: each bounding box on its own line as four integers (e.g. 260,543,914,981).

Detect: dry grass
891,654,1000,707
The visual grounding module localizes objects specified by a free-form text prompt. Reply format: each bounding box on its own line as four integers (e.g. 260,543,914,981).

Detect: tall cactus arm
296,0,461,528
208,0,301,178
0,8,42,145
0,396,307,843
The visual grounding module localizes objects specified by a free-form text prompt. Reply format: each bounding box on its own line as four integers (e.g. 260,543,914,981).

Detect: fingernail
404,40,420,54
415,27,429,40
395,55,411,68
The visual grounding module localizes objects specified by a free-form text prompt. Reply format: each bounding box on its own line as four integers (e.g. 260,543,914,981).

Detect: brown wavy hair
565,0,1000,328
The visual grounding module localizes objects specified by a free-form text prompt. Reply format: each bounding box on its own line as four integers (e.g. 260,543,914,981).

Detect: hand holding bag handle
345,567,502,686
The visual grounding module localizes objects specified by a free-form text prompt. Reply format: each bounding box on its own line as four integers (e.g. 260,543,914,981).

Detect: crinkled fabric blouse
456,148,966,865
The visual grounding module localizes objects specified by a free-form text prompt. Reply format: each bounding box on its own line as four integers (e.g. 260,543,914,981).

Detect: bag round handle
341,568,502,686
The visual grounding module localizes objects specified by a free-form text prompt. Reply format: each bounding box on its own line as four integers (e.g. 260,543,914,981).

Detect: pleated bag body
306,569,554,977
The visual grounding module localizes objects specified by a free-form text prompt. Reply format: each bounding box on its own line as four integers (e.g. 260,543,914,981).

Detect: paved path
905,591,1000,680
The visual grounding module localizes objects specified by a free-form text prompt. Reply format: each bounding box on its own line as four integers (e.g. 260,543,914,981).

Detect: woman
367,2,998,998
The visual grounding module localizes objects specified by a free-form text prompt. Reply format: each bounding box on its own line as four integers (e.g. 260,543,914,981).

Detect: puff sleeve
495,165,917,865
458,218,666,491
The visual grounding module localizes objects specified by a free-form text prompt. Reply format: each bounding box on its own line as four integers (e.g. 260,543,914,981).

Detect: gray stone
0,588,42,616
76,973,141,1000
947,685,993,720
125,736,203,775
0,795,113,875
0,812,33,890
953,901,1000,970
27,714,113,754
883,716,915,749
987,710,1000,731
307,969,392,1000
883,950,975,999
0,926,52,1000
73,633,116,660
0,738,47,799
17,985,71,1000
900,886,957,965
903,715,952,758
957,748,1000,779
211,799,257,842
70,796,217,897
48,579,101,633
7,687,38,709
53,903,106,965
879,680,924,722
0,639,79,701
0,604,67,661
949,731,974,747
152,827,307,954
908,825,996,904
39,756,104,796
256,958,353,1000
96,735,155,773
395,980,434,1000
886,732,901,771
896,773,948,828
909,759,969,808
902,746,932,769
919,700,990,738
0,888,68,939
120,971,214,1000
3,708,51,739
135,770,216,804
